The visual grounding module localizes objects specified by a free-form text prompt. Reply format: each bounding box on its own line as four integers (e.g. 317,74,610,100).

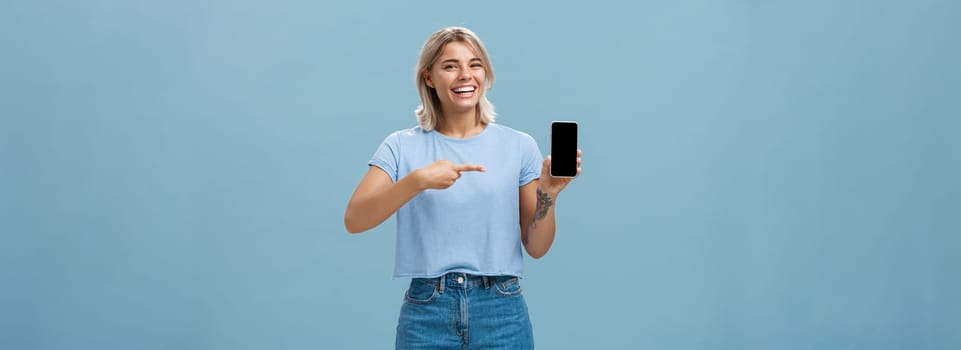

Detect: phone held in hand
550,121,578,178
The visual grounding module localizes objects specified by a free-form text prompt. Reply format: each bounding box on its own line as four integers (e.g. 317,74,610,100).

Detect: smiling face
423,41,488,118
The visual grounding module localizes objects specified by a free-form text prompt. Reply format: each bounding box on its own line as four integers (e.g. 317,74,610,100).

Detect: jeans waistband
414,273,517,293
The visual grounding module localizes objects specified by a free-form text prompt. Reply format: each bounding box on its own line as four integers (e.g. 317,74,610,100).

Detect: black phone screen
550,121,578,177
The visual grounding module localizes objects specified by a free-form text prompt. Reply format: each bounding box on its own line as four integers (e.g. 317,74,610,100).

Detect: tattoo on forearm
528,189,554,231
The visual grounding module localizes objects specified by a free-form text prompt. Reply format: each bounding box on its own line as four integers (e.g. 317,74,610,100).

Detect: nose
459,68,471,80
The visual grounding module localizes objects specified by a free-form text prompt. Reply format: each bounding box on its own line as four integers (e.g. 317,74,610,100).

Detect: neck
436,109,484,139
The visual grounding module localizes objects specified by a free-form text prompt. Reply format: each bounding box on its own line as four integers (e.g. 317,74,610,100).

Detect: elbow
525,246,548,260
343,211,366,234
345,223,363,234
344,220,365,234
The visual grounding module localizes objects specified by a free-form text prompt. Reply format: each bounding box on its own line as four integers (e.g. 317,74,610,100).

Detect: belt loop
483,276,490,289
438,274,445,294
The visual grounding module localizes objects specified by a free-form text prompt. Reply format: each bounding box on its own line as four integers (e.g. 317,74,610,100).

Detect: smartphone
550,121,578,177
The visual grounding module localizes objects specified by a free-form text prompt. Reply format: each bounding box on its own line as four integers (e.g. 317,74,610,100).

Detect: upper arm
348,165,394,205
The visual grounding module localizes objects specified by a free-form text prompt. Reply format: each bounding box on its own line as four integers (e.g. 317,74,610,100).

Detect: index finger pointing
455,164,486,172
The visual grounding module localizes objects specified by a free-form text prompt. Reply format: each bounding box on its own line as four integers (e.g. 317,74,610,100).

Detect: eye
470,63,484,69
444,65,457,71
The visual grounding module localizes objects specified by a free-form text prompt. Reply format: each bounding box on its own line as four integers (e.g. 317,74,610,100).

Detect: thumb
455,164,487,172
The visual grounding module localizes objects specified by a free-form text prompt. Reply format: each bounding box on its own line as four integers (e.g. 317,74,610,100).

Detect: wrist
405,168,428,192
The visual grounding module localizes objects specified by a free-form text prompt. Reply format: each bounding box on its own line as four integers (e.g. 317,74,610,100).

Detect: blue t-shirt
369,123,542,278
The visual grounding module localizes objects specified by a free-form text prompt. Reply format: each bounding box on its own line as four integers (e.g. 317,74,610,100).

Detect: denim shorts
396,273,534,349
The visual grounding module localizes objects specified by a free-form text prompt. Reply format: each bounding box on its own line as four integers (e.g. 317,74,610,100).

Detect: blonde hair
414,27,496,131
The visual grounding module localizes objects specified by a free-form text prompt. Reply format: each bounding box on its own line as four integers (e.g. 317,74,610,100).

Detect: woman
344,26,581,349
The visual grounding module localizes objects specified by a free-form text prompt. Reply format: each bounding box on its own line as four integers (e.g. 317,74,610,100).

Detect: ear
423,70,434,89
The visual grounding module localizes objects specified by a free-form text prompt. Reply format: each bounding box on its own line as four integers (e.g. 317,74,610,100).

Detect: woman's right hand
414,160,486,190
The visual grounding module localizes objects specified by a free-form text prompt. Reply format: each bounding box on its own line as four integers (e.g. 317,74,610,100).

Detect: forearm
522,188,558,259
344,174,423,233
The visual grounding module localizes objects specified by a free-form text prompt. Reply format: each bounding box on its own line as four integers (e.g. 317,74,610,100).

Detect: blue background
2,0,959,349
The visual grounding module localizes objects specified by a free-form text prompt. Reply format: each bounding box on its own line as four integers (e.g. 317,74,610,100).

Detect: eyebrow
440,58,483,64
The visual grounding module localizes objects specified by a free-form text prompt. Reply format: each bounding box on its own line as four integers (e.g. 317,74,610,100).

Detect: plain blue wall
2,0,959,349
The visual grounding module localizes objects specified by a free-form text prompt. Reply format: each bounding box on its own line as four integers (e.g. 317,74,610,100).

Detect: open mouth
453,86,477,95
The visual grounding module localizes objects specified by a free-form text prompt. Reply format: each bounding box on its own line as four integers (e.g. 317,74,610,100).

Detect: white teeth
454,86,476,93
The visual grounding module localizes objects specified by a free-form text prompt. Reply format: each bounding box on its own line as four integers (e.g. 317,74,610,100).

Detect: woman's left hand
538,149,582,196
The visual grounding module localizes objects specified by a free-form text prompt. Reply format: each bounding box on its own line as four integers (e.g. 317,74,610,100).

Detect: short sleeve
368,132,400,182
518,133,542,187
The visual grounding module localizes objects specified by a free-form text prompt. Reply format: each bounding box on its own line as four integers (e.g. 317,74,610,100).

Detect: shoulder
382,126,429,143
390,125,428,138
488,123,541,161
487,123,536,143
